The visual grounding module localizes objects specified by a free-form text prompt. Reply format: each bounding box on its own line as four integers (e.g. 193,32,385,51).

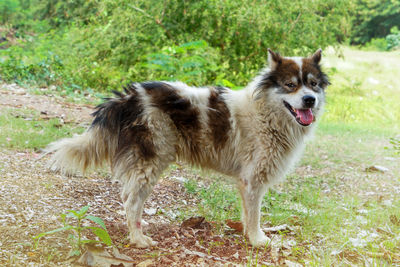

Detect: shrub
351,0,400,44
0,0,20,24
386,27,400,50
33,206,113,256
363,38,389,51
1,0,353,91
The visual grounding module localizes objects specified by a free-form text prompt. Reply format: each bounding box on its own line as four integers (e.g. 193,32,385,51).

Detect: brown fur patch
92,84,156,161
259,56,328,93
116,124,155,161
259,58,301,93
302,58,329,89
208,87,231,150
142,82,202,162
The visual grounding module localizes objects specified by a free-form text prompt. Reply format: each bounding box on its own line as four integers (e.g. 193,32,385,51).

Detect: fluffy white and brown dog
45,49,329,248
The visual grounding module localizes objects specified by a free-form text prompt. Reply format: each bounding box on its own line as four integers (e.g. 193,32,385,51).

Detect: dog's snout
302,95,316,108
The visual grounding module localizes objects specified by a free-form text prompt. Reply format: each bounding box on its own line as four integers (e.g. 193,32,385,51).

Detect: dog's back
46,81,245,178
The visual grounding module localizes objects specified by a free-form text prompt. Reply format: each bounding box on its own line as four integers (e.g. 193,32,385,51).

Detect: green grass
184,179,241,222
321,47,400,131
0,108,84,150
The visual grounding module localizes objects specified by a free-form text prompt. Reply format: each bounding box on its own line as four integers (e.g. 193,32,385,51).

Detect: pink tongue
296,109,314,125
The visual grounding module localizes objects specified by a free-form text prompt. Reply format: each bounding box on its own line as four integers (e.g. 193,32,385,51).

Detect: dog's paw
130,233,157,248
249,231,271,247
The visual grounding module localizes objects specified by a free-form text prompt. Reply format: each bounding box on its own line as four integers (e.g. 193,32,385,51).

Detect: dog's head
256,49,329,126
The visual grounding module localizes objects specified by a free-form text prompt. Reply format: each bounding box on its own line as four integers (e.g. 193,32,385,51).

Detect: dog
45,49,329,248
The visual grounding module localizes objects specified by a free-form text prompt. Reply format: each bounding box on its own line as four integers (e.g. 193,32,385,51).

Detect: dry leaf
390,215,400,226
76,245,134,267
181,216,205,229
225,220,243,233
136,259,153,267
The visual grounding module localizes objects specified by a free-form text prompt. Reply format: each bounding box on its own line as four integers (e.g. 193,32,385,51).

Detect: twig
288,12,302,34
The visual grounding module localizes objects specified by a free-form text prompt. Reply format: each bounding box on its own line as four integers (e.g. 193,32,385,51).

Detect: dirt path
0,84,297,266
0,83,93,123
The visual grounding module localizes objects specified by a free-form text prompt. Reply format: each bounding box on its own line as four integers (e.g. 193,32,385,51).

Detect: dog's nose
302,95,316,108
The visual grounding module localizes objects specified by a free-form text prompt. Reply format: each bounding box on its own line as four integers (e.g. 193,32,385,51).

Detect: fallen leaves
181,216,211,230
225,219,243,233
390,215,400,226
77,245,134,267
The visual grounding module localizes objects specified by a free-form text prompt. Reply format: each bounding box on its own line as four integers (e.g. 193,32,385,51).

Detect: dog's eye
285,83,296,88
310,81,317,87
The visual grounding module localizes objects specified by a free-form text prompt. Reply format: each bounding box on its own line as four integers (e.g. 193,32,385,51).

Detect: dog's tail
44,84,149,175
44,90,134,175
44,125,115,175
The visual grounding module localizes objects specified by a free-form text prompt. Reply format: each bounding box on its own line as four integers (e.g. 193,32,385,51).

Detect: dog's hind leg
238,180,270,247
119,161,168,248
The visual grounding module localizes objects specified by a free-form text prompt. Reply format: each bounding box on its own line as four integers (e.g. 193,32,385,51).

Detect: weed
183,179,198,194
197,182,240,222
33,206,113,256
388,137,400,155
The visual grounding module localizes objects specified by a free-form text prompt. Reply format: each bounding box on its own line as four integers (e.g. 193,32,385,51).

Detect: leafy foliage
0,0,20,24
386,27,400,50
33,206,112,256
362,27,400,51
351,0,400,44
389,137,400,155
184,179,241,222
0,0,352,91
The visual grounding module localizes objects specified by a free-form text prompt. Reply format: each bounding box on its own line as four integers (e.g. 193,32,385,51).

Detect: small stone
144,207,157,215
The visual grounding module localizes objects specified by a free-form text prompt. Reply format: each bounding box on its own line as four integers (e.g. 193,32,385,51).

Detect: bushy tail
44,84,145,175
44,127,114,175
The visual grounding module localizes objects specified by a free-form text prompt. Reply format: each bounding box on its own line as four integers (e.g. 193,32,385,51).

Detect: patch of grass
322,47,400,131
184,178,241,223
0,108,84,150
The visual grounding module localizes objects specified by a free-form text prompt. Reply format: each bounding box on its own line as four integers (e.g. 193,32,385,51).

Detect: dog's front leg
238,179,270,247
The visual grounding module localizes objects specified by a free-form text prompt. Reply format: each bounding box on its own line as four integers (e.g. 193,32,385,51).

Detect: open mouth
283,101,314,126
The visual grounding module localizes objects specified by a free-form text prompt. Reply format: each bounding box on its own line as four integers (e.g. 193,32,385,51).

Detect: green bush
0,41,66,87
80,0,351,86
363,38,389,51
0,0,353,92
0,0,20,24
386,27,400,50
361,27,400,51
351,0,400,45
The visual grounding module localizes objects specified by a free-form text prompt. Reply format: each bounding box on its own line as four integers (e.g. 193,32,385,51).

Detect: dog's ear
268,48,282,70
311,48,322,64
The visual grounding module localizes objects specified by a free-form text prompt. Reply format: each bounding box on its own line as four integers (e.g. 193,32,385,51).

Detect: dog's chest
253,127,307,183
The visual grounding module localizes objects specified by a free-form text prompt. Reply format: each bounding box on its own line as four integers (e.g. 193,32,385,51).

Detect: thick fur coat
46,49,329,247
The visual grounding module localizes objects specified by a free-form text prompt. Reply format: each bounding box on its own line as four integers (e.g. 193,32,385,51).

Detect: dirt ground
0,84,305,266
